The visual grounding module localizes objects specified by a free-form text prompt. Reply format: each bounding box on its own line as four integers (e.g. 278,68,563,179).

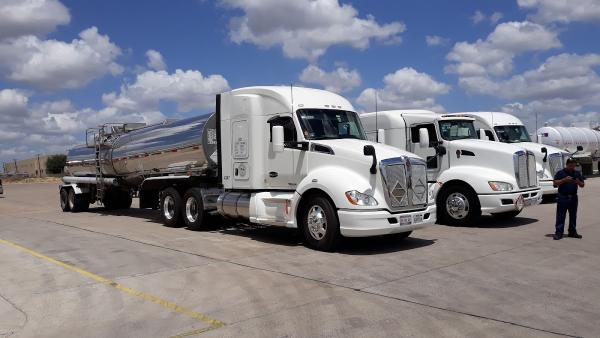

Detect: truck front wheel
182,188,208,231
300,196,340,251
160,187,183,228
437,185,480,226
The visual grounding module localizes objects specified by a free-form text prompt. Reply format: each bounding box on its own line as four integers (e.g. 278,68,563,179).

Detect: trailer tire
117,191,132,209
491,210,521,220
182,188,208,231
68,189,89,212
437,184,481,226
60,188,71,212
160,187,183,228
300,195,340,251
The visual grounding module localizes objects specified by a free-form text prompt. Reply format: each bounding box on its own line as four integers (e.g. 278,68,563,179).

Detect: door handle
269,171,278,178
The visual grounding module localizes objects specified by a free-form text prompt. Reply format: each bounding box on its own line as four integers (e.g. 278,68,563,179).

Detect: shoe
568,232,582,239
553,233,563,240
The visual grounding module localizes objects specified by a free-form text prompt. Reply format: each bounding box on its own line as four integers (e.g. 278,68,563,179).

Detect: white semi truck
452,112,569,196
361,110,542,226
536,125,600,175
60,87,436,251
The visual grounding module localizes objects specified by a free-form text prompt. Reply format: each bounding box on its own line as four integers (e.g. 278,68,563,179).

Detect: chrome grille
514,151,537,188
380,157,428,210
548,153,564,177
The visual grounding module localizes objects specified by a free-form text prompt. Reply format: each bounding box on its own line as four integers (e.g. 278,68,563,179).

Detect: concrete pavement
0,181,599,337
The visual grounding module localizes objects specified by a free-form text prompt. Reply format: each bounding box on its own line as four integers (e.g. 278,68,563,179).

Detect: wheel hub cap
307,205,327,240
185,197,198,223
446,192,469,219
163,195,175,220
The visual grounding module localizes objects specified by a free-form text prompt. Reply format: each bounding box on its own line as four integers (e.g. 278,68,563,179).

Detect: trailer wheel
160,187,183,227
300,195,340,251
68,189,89,212
117,191,132,209
60,188,71,212
182,188,207,230
437,184,481,226
491,210,521,220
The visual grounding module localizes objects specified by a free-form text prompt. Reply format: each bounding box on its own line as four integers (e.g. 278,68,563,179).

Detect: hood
312,139,423,161
449,138,526,155
516,142,564,157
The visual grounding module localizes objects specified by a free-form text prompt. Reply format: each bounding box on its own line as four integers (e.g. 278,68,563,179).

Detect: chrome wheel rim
446,192,470,220
307,205,327,240
163,195,175,220
185,197,198,223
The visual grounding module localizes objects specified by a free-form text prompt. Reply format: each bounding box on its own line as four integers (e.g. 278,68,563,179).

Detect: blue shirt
554,169,585,195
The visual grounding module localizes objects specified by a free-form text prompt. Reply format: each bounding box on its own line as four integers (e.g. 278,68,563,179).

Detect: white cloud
103,69,230,113
0,88,29,123
471,10,486,24
219,0,405,61
471,10,503,25
146,49,166,71
0,0,70,39
356,67,450,112
425,35,449,47
518,0,600,24
0,27,123,90
299,64,361,93
446,21,561,83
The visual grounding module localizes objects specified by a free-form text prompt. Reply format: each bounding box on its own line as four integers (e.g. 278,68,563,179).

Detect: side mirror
541,147,548,162
363,145,377,174
478,129,487,140
272,125,284,153
377,129,386,144
419,128,429,148
436,145,447,156
577,145,583,151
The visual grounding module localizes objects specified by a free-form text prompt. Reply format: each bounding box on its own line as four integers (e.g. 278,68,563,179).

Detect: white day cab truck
452,112,569,197
361,110,542,226
60,86,436,251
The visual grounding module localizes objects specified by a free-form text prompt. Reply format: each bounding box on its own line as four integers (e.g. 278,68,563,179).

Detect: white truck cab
361,110,542,226
452,112,568,196
218,87,436,249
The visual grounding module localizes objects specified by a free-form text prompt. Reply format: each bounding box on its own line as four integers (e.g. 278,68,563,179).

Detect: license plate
398,215,412,226
413,214,424,224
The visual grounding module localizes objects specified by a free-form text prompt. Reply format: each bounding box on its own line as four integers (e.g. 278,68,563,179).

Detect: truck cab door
409,123,442,181
266,115,301,190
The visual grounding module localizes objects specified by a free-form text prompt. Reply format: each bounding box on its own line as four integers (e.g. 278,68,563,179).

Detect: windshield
296,109,366,140
494,125,532,143
438,120,477,141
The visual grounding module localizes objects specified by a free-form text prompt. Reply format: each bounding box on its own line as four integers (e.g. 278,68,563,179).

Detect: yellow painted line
0,238,225,332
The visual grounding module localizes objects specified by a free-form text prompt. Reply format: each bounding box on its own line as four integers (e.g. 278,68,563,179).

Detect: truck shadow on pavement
440,216,538,229
91,208,436,254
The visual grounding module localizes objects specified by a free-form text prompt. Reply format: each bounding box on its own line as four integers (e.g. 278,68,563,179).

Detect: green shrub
46,154,67,174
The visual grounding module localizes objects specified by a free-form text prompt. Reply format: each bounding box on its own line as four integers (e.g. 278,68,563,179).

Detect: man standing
553,158,585,240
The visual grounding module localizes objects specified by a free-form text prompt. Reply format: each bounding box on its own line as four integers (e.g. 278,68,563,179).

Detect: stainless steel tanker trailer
59,86,437,251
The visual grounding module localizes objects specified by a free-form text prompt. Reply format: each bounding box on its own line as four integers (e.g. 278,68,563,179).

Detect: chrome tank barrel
65,114,218,183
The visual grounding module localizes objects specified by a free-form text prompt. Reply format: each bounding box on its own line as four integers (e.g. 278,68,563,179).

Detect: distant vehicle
60,86,437,251
450,112,569,196
361,110,542,226
536,126,600,175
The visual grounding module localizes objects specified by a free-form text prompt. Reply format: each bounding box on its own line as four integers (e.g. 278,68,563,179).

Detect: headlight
345,190,378,206
488,181,513,191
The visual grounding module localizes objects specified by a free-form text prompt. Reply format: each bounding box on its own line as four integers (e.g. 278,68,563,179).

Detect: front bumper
338,204,436,237
540,179,558,195
478,188,542,214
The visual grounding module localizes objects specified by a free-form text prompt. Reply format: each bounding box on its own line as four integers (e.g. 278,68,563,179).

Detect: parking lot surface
0,181,599,337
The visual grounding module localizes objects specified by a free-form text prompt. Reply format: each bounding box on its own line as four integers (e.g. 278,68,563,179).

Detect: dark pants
555,194,578,235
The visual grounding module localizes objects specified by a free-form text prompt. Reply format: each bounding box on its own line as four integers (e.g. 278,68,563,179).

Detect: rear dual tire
62,188,89,213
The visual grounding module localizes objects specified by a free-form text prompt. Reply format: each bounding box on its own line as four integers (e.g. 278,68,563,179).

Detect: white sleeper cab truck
361,110,542,226
454,112,568,196
60,87,436,251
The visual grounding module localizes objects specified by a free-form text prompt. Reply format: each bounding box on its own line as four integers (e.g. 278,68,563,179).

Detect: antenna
375,90,379,142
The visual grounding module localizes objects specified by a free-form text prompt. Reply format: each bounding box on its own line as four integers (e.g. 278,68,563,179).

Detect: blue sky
1,0,600,164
